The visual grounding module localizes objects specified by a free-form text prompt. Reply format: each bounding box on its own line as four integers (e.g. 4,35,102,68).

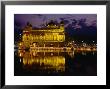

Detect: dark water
14,50,97,76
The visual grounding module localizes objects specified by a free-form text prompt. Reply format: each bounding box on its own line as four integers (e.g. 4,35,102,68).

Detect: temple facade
20,20,65,48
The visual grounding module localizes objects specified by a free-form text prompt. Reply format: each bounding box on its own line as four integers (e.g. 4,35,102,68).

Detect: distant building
20,20,65,48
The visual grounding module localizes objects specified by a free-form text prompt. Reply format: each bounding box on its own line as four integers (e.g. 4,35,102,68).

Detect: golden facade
20,20,65,48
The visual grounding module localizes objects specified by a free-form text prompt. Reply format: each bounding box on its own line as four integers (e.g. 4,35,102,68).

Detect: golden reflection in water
18,50,66,72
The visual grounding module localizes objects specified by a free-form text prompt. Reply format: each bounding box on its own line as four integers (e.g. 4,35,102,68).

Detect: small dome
60,21,64,24
27,22,30,26
27,22,32,27
47,20,56,26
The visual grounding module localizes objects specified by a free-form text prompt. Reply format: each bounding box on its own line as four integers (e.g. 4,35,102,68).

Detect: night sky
14,14,97,43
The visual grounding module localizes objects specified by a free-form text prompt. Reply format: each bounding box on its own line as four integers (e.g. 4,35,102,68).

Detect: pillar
44,43,45,47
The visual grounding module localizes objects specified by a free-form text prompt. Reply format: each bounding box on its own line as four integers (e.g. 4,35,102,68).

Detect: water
14,50,97,76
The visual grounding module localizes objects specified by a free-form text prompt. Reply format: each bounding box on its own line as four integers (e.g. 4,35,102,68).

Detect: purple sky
14,14,97,28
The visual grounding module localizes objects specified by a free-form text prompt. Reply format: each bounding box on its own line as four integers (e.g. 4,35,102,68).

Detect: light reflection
68,51,74,58
20,58,22,63
17,49,95,73
82,52,86,55
93,52,95,55
18,50,66,72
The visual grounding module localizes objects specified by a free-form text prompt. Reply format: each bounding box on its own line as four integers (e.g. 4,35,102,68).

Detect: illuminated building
20,20,65,48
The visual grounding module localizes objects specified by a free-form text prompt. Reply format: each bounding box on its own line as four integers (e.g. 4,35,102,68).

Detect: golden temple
19,20,65,49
